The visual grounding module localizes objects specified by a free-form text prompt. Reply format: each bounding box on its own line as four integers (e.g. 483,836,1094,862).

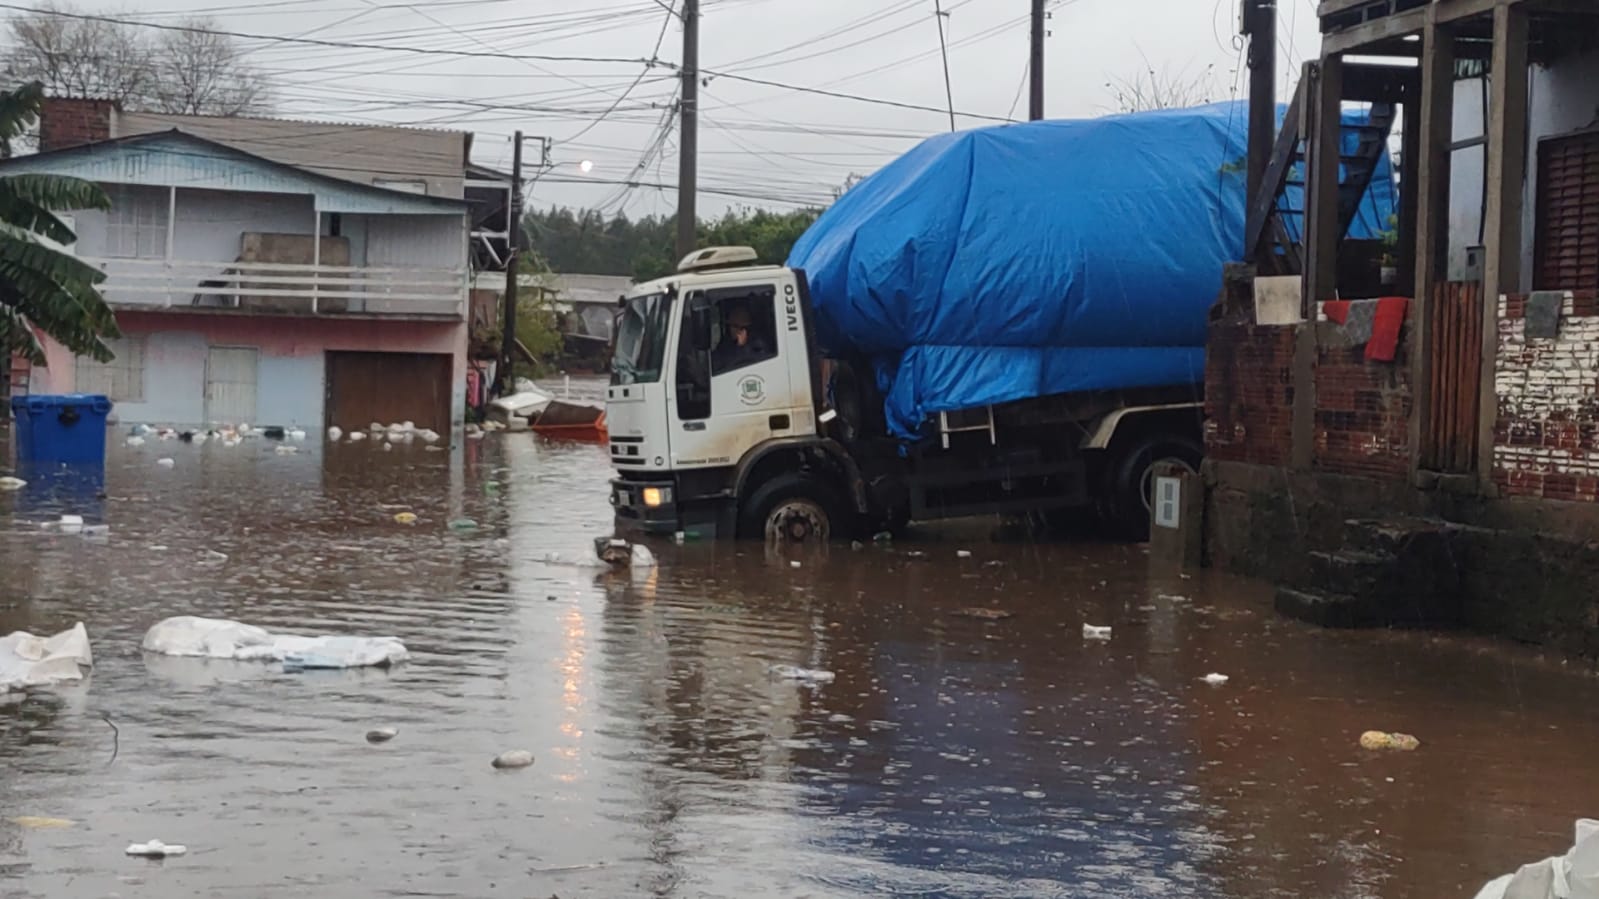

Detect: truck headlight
642,486,672,507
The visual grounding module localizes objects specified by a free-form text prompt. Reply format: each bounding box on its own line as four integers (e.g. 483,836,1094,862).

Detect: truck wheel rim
1140,458,1196,512
766,500,829,543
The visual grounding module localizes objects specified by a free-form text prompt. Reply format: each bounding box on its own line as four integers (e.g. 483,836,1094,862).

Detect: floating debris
125,839,186,858
1082,624,1113,641
393,512,418,525
327,426,343,442
1200,673,1230,686
447,518,478,531
1359,730,1420,751
492,750,535,769
366,727,398,744
349,431,366,442
155,457,174,468
10,816,73,829
956,550,973,559
954,607,1014,621
0,476,26,491
770,665,835,684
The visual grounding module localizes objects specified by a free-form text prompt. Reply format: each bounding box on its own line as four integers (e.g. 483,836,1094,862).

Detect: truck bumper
611,473,737,538
610,477,682,535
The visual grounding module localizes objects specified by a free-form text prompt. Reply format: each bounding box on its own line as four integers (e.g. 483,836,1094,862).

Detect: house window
105,186,168,259
75,336,145,402
1535,129,1599,291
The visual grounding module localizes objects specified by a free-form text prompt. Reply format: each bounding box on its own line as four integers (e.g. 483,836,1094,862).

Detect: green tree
525,205,820,284
0,82,119,364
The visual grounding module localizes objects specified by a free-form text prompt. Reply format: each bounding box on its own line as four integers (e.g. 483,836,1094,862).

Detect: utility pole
1028,0,1045,121
496,130,525,397
675,0,699,262
1243,0,1277,228
934,0,956,131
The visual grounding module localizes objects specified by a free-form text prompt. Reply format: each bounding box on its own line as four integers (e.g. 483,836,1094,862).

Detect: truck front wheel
738,474,847,543
1108,435,1202,540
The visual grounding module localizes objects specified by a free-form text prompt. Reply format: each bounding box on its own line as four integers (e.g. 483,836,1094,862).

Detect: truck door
670,282,795,468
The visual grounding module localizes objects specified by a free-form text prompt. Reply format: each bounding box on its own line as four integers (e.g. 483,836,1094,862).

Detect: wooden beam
1303,55,1345,312
1477,1,1530,486
1410,10,1455,482
1244,69,1308,265
1397,69,1422,293
1323,7,1427,54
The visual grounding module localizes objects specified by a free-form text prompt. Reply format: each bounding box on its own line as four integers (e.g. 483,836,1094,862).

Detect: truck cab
608,247,1204,543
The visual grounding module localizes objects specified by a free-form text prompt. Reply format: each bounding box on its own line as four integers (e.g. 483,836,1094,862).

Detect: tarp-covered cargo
788,100,1396,438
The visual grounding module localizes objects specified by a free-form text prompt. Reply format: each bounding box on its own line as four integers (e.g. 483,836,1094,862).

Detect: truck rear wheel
739,474,847,543
1108,435,1201,540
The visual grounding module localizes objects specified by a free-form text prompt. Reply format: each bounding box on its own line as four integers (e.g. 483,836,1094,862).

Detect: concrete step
1275,586,1381,629
1305,549,1397,600
1343,516,1456,557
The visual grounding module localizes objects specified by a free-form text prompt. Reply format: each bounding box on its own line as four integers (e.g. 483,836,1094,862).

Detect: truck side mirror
689,300,714,352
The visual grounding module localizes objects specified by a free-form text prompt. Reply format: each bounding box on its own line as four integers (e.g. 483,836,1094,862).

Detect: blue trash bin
9,394,113,464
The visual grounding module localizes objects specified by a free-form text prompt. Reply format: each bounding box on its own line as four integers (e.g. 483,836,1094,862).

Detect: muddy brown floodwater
3,404,1599,898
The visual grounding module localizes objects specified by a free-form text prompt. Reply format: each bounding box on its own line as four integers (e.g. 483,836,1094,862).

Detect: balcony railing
85,257,467,318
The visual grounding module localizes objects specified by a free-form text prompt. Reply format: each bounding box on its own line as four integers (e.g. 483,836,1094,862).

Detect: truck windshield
612,292,672,385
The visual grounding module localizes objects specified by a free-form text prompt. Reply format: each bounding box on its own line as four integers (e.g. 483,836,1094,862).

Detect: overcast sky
11,0,1325,217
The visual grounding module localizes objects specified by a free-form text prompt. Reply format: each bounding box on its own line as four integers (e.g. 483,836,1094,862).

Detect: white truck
605,246,1203,543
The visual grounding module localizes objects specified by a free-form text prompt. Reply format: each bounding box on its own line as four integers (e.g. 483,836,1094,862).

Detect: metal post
1028,0,1045,121
675,0,699,262
934,0,956,131
311,201,320,315
1244,0,1277,228
497,131,524,397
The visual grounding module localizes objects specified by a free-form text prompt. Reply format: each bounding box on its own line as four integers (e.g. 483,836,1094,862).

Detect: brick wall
1204,324,1295,466
1312,333,1412,479
38,97,117,152
1494,291,1599,502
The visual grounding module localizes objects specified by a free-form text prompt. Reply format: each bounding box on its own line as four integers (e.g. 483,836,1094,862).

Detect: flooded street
4,413,1599,898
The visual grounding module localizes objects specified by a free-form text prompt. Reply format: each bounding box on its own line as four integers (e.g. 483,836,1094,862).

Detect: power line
701,68,1010,124
559,0,678,147
0,3,648,66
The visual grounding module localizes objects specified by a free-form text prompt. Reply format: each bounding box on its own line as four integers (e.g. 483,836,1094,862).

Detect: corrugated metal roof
0,130,467,216
115,111,468,199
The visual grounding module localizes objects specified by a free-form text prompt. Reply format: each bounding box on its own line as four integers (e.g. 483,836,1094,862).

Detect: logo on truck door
784,283,799,332
739,375,766,405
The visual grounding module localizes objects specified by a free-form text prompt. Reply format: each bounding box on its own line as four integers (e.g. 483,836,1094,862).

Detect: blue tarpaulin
787,100,1396,438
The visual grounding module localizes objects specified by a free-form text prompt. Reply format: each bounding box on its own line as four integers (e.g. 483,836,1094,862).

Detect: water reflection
2,412,1598,898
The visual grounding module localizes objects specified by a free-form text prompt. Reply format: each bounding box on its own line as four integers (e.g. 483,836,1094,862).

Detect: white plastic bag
1474,819,1599,899
1,622,93,691
141,616,408,670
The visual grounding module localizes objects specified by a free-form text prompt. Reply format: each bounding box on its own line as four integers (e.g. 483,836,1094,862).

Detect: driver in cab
712,305,768,374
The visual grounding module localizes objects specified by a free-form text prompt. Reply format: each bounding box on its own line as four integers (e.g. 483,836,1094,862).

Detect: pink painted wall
31,312,468,427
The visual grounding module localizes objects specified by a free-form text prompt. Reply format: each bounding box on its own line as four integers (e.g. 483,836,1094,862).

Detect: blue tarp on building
788,100,1396,438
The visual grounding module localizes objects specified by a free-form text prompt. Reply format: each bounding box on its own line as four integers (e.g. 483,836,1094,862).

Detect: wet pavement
4,408,1599,897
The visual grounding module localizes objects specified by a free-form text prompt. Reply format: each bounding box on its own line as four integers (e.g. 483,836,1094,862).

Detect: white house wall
175,188,317,266
1448,49,1599,288
365,214,465,270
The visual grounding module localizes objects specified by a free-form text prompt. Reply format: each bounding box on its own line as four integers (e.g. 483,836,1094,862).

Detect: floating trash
1359,730,1420,751
492,750,535,769
0,476,26,491
1082,624,1113,641
10,816,73,829
1200,673,1230,686
770,665,835,684
954,607,1014,620
447,518,478,531
366,727,398,744
393,511,418,525
125,839,186,858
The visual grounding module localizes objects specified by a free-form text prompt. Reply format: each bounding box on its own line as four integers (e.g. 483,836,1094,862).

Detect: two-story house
3,99,483,432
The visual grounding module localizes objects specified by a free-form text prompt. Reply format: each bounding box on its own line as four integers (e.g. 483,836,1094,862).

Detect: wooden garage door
1536,129,1599,291
325,351,451,432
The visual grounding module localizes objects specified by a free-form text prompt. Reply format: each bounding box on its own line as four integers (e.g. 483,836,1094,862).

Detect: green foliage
524,205,821,283
0,82,118,365
511,251,566,378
